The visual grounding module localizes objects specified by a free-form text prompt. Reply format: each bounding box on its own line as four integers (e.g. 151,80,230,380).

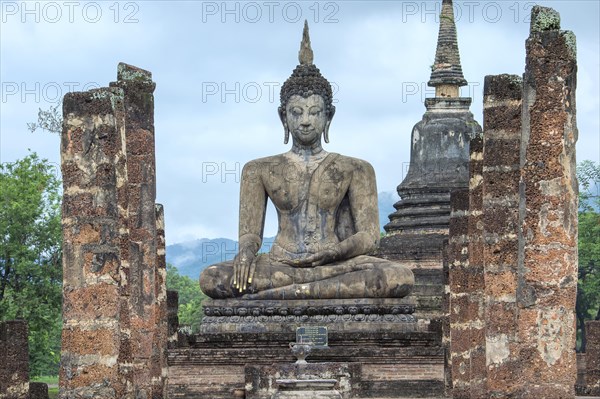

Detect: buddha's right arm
238,161,267,254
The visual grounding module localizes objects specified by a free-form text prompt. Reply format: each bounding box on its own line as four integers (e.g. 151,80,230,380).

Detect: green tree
166,263,206,333
576,160,600,352
0,153,62,375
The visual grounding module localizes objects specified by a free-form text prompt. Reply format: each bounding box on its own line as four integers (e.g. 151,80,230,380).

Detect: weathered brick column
111,63,158,397
153,203,168,398
447,137,486,399
447,189,471,397
517,6,578,397
60,87,127,398
585,320,600,395
0,320,29,399
167,290,180,349
60,63,166,398
466,135,485,398
481,74,522,397
441,239,451,396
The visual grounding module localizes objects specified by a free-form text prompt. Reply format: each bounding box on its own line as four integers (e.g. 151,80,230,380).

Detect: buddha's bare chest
261,162,351,212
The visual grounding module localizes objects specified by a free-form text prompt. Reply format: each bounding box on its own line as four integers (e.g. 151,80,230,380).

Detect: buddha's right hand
232,246,258,294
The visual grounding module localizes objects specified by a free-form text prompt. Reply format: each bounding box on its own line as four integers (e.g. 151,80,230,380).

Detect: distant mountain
166,237,275,279
166,192,397,279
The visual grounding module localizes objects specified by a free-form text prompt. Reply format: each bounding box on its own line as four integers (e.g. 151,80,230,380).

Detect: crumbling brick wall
516,6,578,397
482,73,523,398
446,137,485,399
60,63,167,399
448,6,579,398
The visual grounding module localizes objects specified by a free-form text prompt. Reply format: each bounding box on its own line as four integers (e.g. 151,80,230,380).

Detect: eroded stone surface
517,5,578,397
60,63,167,398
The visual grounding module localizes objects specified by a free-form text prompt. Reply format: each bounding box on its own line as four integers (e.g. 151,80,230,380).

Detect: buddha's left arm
338,160,380,259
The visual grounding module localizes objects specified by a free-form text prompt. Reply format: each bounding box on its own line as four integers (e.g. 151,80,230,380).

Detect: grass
31,375,58,385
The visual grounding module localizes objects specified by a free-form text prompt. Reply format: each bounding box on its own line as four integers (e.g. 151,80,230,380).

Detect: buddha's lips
296,129,315,135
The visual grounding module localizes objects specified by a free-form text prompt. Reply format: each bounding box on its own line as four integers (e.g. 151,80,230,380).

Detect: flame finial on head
299,20,314,65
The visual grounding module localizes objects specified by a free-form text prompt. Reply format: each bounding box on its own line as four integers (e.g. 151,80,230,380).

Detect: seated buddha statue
199,22,414,300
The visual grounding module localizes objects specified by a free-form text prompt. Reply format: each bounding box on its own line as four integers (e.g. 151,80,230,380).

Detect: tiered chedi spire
383,0,481,235
428,0,467,94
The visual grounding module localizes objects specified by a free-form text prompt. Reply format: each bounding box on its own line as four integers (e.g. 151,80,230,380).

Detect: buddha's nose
300,114,311,126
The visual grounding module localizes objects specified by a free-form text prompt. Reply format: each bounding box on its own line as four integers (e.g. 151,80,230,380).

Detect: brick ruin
0,321,29,399
0,321,50,399
446,6,580,398
59,63,167,398
583,320,600,396
50,3,598,399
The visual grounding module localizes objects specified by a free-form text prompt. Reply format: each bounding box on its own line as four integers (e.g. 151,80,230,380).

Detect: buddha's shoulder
331,153,375,174
242,154,289,169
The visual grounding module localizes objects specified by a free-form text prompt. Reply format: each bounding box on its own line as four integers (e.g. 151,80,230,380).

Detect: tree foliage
166,263,206,333
576,160,600,351
0,153,62,375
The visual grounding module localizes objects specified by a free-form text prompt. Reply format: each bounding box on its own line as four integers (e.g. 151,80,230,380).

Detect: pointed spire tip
299,20,314,65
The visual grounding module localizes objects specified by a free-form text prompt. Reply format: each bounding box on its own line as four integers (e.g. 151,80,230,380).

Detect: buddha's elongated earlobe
278,106,289,144
323,105,335,143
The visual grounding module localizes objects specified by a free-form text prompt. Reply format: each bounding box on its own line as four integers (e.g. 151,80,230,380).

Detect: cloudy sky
1,0,598,244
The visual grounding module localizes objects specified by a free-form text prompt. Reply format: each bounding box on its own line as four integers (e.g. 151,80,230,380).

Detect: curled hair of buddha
280,64,334,117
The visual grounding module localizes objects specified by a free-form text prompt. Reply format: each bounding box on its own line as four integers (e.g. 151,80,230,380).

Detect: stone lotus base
200,298,417,333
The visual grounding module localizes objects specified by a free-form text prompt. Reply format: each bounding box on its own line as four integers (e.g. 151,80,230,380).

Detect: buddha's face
284,94,329,146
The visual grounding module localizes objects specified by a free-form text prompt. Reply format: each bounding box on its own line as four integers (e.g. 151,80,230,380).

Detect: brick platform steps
168,328,445,398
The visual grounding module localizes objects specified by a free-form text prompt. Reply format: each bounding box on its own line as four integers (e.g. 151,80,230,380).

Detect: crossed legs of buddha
199,254,414,300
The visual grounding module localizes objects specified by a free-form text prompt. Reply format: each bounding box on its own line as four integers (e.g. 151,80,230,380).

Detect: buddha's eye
291,107,302,116
309,107,322,116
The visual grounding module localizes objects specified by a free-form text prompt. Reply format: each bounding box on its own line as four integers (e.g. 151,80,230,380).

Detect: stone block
29,382,49,399
245,362,360,399
585,320,600,395
0,321,29,399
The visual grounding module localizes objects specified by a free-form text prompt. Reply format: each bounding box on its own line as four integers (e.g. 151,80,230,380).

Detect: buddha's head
279,21,336,145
